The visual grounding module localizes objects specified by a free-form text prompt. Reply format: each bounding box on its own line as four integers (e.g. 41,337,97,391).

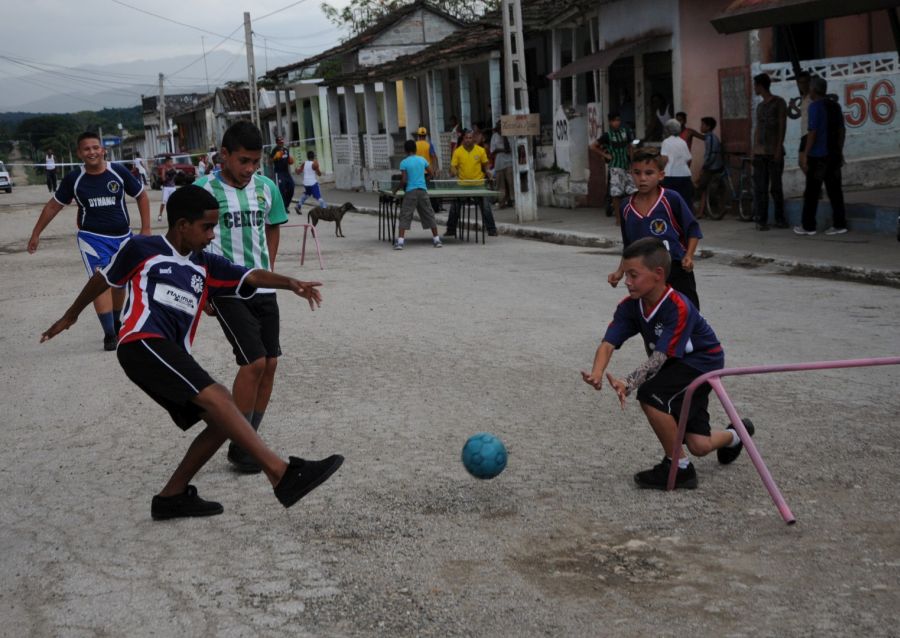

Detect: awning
711,0,900,35
547,30,671,81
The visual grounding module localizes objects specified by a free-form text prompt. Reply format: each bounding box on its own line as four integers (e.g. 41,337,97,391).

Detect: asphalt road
2,184,899,637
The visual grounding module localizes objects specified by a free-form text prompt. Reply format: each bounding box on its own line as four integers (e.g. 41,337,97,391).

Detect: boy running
582,237,754,489
195,121,289,474
608,147,703,309
40,185,343,519
295,150,326,210
28,131,151,351
393,139,442,250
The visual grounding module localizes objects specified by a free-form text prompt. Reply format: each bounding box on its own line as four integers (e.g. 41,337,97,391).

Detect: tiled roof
217,87,252,112
264,0,467,80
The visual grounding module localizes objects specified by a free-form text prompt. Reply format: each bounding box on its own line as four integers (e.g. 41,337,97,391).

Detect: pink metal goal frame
282,223,324,269
667,356,900,524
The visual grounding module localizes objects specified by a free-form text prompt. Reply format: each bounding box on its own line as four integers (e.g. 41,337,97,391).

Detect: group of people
741,70,846,235
30,121,344,520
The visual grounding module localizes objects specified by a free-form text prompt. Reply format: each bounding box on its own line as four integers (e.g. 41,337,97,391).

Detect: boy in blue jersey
40,185,343,520
608,147,702,309
583,238,754,489
28,131,151,351
392,139,442,250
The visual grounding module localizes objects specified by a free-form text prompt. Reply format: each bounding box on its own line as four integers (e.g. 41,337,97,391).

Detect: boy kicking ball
41,185,344,519
582,237,753,489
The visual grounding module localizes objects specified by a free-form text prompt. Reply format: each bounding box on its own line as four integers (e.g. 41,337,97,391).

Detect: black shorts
209,293,282,366
668,260,699,310
117,338,216,431
635,359,713,437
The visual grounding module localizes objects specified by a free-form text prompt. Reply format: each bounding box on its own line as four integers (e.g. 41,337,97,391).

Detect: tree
320,0,497,36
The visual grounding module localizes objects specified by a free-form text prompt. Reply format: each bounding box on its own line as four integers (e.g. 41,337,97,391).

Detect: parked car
0,161,12,193
150,153,196,189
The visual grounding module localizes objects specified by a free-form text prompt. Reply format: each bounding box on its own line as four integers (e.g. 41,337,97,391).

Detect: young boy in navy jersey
28,131,151,351
40,185,344,520
608,147,702,309
583,238,753,489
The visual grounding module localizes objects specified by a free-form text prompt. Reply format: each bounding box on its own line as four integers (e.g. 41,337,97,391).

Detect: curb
351,206,900,288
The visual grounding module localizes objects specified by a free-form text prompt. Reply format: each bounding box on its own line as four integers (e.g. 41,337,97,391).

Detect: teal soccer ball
461,433,508,479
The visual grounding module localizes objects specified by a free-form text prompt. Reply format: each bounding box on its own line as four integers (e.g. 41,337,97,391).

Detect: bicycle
703,154,754,221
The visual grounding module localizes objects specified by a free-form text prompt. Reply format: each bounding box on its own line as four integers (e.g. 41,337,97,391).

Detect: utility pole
158,73,167,154
201,36,211,95
501,0,537,222
244,12,260,130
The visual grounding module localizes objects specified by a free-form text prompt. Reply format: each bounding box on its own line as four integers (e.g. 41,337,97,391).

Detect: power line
108,0,246,44
254,0,311,22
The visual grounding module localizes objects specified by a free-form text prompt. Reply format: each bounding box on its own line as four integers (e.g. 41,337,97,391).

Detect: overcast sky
0,0,350,110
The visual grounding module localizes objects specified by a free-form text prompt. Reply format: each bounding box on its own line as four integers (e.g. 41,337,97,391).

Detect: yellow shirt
451,144,488,185
415,140,432,162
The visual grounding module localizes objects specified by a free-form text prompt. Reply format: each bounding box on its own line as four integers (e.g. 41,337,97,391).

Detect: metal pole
201,36,211,95
244,12,260,130
158,73,167,154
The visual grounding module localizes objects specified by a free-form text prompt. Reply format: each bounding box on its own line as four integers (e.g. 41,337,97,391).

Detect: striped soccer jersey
195,172,288,271
102,235,254,352
620,188,702,262
55,162,143,236
603,286,724,373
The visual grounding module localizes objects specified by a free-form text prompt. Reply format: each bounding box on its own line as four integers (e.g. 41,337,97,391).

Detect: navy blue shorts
635,359,713,437
117,338,217,431
303,183,322,200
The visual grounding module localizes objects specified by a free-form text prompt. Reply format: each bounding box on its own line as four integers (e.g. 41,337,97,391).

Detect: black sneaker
274,455,344,508
487,230,498,237
445,229,456,237
151,485,224,520
755,223,770,231
634,457,698,490
773,219,789,229
717,418,755,465
103,334,117,351
227,442,262,474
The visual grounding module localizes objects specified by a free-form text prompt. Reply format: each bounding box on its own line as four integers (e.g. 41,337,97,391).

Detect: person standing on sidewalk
195,121,290,473
490,121,514,209
795,76,848,236
752,73,788,231
45,149,58,193
270,135,295,209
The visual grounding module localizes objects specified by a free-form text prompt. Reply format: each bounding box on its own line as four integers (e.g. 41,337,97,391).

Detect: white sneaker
824,226,848,235
433,236,443,247
393,240,403,250
793,226,816,236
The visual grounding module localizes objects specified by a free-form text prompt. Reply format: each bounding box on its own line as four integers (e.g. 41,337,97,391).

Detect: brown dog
307,202,357,237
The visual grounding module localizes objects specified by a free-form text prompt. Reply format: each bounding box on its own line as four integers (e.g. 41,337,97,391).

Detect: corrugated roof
712,0,900,34
264,0,467,80
217,88,252,112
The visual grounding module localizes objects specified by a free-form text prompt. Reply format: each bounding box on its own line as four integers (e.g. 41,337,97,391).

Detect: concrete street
1,183,899,636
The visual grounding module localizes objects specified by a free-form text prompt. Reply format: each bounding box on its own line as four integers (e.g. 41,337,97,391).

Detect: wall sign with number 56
844,80,896,127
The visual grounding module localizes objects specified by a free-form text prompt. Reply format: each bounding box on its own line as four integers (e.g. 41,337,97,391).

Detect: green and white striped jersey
195,172,288,271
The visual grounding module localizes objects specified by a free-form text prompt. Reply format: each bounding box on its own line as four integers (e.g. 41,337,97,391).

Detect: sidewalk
320,184,900,287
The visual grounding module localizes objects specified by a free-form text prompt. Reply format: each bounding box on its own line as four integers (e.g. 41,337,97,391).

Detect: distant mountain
1,50,298,113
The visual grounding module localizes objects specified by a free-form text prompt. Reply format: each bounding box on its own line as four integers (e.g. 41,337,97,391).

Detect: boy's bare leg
172,384,288,489
611,196,621,225
92,289,113,314
640,402,683,458
254,358,277,415
686,431,733,457
111,287,125,312
232,358,266,415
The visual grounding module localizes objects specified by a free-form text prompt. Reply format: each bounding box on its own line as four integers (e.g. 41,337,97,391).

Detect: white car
0,161,11,193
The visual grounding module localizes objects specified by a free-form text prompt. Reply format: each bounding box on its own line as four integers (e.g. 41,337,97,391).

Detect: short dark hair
810,75,827,96
306,150,315,160
796,70,811,80
166,184,220,228
675,111,687,120
163,155,173,162
404,139,417,153
607,112,621,122
221,120,262,152
631,146,667,170
701,116,717,130
77,131,101,145
622,237,671,278
753,73,772,90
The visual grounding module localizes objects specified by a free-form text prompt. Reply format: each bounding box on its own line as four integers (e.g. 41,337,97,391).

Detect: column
274,88,283,138
363,82,379,135
383,80,400,135
571,27,578,108
325,86,341,136
489,54,502,123
551,28,561,115
314,89,332,174
634,54,645,139
458,65,471,129
403,77,421,137
283,88,293,142
427,69,445,160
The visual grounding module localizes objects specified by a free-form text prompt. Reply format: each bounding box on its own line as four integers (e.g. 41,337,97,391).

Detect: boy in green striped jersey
195,121,299,473
591,113,637,225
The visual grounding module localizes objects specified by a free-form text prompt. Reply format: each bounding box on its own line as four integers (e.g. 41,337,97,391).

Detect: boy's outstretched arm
245,270,323,310
581,341,616,390
41,272,111,342
27,199,66,253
